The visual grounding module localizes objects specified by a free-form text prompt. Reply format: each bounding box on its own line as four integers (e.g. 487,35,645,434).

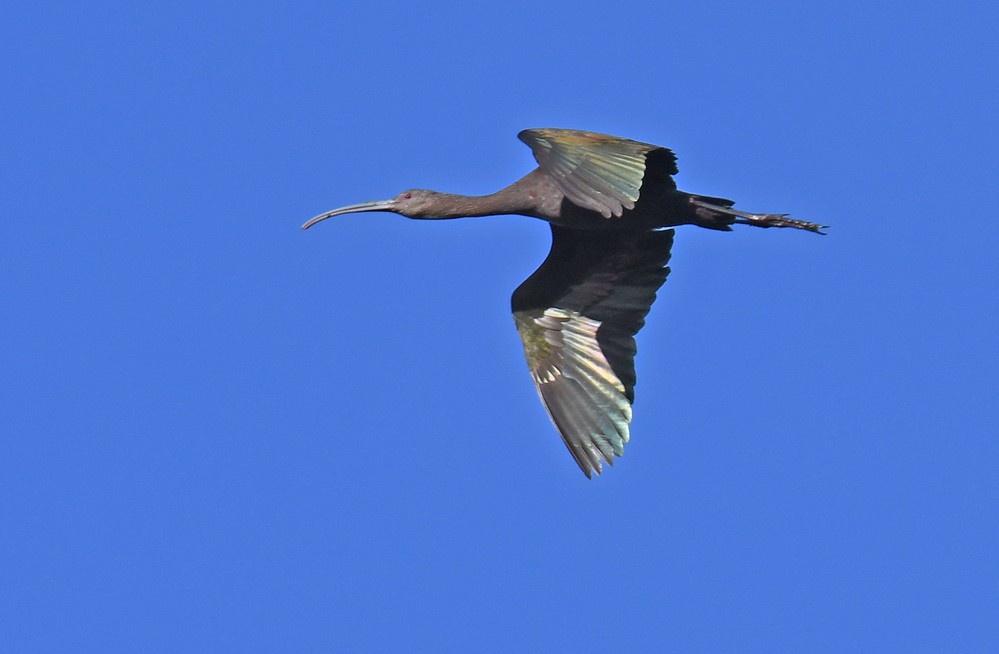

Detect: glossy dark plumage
511,227,674,474
304,128,823,477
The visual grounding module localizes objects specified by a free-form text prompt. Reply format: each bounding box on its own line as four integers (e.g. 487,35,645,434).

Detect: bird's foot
741,213,828,234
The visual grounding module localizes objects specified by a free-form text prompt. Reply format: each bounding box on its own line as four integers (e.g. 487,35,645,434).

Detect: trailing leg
689,197,827,234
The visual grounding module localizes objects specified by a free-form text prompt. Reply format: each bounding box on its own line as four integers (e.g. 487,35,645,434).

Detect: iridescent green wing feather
518,128,678,219
511,227,674,477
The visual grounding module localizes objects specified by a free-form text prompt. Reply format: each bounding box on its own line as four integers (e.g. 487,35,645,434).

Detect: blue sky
3,1,997,651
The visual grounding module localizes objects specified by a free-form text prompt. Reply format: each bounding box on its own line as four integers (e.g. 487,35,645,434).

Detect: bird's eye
402,192,412,199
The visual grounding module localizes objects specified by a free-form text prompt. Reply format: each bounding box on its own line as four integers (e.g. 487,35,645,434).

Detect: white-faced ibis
304,128,823,477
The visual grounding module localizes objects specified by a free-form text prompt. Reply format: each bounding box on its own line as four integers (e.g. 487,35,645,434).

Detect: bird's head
302,189,446,229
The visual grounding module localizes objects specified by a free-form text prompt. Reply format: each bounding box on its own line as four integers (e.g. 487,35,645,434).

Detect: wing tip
570,443,623,479
517,128,544,147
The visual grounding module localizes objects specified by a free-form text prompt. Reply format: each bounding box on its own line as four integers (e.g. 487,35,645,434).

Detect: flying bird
304,128,822,477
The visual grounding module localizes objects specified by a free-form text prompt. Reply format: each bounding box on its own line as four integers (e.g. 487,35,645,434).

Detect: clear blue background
3,1,997,651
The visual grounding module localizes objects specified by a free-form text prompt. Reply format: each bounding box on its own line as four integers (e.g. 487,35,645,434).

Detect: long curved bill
301,198,398,230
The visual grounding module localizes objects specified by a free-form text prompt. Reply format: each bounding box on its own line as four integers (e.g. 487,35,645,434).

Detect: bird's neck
425,171,545,219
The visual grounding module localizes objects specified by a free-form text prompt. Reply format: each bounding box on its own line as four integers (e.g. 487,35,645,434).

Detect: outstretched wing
518,128,678,219
511,226,674,477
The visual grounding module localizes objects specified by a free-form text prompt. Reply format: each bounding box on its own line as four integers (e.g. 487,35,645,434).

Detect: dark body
303,128,822,477
462,167,724,232
382,152,740,233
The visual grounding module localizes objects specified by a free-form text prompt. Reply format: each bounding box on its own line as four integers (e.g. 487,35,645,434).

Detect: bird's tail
686,194,737,231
